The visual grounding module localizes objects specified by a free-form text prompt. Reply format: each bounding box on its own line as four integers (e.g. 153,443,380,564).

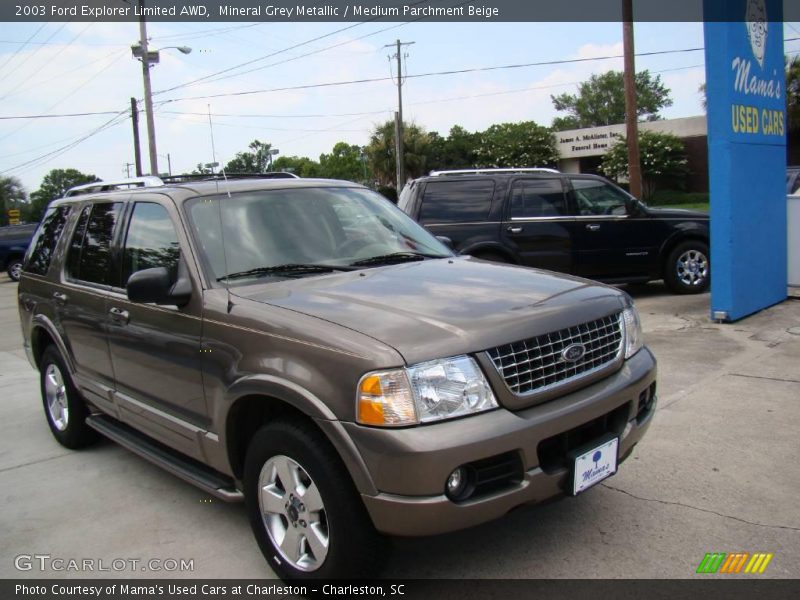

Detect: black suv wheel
664,240,710,294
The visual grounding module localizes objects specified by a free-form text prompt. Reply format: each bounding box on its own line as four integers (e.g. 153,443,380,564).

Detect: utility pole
622,0,643,199
385,39,414,193
130,97,143,177
138,0,158,175
123,163,134,178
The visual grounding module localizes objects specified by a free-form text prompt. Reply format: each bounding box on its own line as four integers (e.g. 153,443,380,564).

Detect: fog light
446,467,468,500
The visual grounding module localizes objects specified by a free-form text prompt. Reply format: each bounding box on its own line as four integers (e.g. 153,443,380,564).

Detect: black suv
399,169,710,294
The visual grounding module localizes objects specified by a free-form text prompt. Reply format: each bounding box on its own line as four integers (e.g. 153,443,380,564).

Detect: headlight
357,356,498,427
622,306,644,359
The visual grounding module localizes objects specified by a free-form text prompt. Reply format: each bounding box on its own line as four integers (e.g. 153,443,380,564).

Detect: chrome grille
486,313,623,396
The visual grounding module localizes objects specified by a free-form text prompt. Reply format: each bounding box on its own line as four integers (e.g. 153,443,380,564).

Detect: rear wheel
40,346,98,449
7,258,23,281
244,419,388,580
664,240,710,294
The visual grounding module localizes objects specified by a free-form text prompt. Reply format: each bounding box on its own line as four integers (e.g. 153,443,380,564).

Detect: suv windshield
188,186,452,284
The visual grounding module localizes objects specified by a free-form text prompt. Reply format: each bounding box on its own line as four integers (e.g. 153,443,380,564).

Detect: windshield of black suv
187,186,453,284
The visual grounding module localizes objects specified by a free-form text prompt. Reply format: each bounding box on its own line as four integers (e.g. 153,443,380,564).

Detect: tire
664,240,710,294
244,419,388,580
472,251,510,264
7,258,23,282
40,346,98,449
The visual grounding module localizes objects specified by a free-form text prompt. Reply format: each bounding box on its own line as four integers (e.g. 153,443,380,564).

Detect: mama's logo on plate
745,0,768,68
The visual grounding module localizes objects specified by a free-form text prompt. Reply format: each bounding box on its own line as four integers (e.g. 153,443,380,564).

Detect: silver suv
18,175,657,580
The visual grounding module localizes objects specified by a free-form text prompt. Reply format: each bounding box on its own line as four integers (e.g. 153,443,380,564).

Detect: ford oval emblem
562,343,586,363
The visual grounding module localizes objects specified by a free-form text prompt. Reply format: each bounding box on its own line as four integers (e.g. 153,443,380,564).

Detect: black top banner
4,0,800,22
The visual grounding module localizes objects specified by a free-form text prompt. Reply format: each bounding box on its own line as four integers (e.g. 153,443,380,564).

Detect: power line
0,110,130,176
149,23,264,42
0,22,70,85
0,23,47,72
152,0,438,96
0,110,125,120
158,45,708,104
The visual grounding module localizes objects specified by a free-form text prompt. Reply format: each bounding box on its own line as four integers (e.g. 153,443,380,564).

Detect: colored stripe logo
696,552,774,574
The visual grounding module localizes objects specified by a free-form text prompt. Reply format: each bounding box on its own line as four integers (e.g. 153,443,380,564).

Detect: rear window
66,202,122,286
23,206,71,276
419,180,495,224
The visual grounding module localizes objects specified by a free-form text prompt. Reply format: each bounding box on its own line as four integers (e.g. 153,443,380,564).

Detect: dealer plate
572,437,618,495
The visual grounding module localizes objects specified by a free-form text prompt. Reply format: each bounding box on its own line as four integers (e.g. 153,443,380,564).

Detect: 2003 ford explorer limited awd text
17,175,657,580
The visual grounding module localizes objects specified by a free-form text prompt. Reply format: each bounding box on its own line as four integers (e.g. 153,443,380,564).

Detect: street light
267,148,279,170
131,1,192,176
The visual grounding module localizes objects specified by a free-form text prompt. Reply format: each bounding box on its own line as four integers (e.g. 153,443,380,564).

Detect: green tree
551,70,672,130
0,176,28,226
271,155,321,177
364,120,430,188
29,168,98,221
426,125,480,171
224,139,275,173
318,142,367,183
474,121,559,168
600,131,689,199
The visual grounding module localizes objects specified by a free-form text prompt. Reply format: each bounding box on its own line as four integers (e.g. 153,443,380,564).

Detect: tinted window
122,203,180,284
67,203,121,285
571,178,630,216
66,205,91,279
509,179,566,218
23,206,71,276
419,180,495,224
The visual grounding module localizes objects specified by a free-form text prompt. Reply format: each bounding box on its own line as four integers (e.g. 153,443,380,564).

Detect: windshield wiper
217,263,351,281
349,252,440,267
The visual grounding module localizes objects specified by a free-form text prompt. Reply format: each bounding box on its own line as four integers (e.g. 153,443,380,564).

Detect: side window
66,202,122,285
419,180,495,224
571,179,631,216
509,179,566,219
122,202,181,285
23,206,71,276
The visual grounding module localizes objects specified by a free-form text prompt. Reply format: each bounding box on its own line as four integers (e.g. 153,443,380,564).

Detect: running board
86,415,243,502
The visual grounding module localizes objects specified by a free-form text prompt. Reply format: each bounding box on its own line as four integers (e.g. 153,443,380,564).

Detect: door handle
108,307,130,324
507,226,523,234
52,292,68,305
585,224,601,231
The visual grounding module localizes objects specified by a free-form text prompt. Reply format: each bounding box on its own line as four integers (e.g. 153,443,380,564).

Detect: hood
645,206,709,219
232,257,628,365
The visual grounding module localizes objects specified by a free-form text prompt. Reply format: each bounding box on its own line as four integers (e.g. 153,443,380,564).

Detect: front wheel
244,420,388,580
664,240,710,294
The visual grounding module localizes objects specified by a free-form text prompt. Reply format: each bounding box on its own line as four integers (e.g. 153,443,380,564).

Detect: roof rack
64,176,164,197
428,167,560,177
159,172,300,184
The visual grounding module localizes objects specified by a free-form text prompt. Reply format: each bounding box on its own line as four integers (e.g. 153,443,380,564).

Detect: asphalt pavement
1,275,798,579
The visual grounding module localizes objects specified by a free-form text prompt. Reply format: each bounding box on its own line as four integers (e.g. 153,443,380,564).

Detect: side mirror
127,264,191,307
435,235,455,251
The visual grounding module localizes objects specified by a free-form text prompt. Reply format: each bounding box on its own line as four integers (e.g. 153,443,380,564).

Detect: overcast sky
1,18,800,193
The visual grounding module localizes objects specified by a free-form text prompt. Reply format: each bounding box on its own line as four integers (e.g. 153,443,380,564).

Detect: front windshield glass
187,186,452,284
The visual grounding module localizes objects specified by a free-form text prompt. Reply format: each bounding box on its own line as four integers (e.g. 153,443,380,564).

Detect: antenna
207,104,233,312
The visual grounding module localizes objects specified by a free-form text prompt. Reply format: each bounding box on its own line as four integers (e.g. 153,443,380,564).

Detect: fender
658,222,710,260
218,374,378,496
30,314,75,374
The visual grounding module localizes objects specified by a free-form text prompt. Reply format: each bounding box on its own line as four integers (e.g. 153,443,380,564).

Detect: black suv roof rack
428,167,560,177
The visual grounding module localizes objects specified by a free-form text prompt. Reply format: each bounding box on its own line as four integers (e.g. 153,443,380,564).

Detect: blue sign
704,0,787,321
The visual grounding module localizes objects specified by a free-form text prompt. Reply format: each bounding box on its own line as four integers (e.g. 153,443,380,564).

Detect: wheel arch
223,386,378,496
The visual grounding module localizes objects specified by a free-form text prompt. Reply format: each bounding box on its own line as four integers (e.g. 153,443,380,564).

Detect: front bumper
347,347,657,536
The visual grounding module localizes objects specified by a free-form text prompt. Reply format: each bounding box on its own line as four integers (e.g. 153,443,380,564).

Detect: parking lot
1,274,798,579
